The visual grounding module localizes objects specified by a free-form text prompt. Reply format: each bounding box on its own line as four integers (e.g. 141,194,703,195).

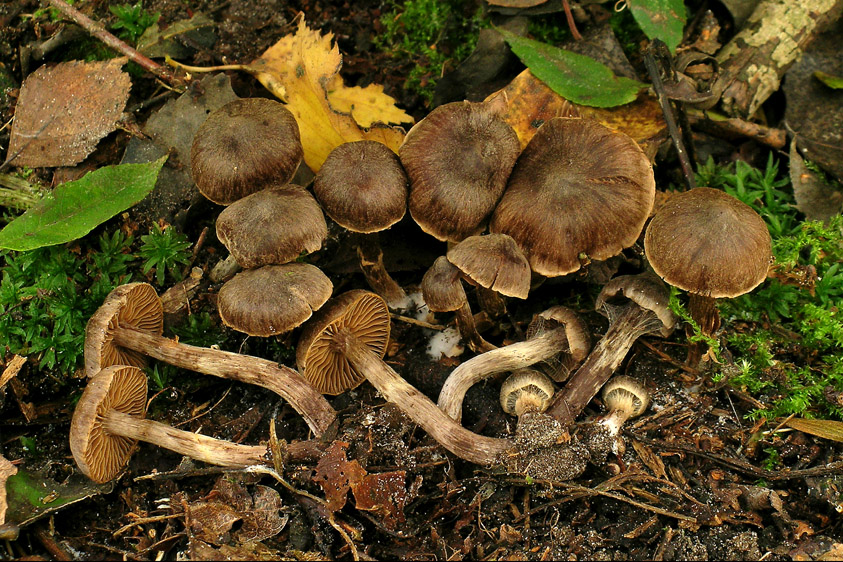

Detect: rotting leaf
138,13,216,59
188,501,241,545
627,0,687,53
499,29,647,108
236,485,287,543
312,441,367,512
0,156,166,251
0,455,16,525
7,58,131,167
350,470,409,531
789,141,843,223
814,70,843,89
786,418,843,443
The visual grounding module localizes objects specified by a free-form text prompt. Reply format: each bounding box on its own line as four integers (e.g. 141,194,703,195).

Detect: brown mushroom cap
446,233,531,299
313,140,408,233
85,283,164,376
218,263,333,337
297,290,391,395
421,256,468,313
69,365,148,483
399,100,521,242
215,185,328,269
490,117,655,277
644,187,772,299
190,98,303,205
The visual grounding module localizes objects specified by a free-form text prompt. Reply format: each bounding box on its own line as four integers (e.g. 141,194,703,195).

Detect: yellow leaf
785,417,843,443
246,17,411,171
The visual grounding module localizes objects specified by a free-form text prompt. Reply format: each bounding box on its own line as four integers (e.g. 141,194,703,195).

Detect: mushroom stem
332,328,512,465
103,409,270,468
112,326,337,437
545,303,660,428
687,293,720,336
437,327,570,422
476,286,507,318
356,233,410,310
454,302,496,353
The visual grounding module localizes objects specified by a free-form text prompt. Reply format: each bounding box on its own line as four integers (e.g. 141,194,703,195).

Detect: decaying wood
708,0,843,117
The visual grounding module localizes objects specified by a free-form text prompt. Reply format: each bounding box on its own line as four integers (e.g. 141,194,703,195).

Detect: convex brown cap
218,263,333,337
191,98,303,205
70,365,147,483
85,283,163,376
446,233,530,299
644,187,771,298
399,100,521,242
215,185,328,269
314,140,408,233
297,290,391,395
491,118,655,277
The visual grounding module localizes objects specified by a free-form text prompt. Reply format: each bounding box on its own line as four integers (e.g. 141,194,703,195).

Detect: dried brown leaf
8,58,131,167
188,501,241,545
0,455,17,525
350,470,409,531
236,485,287,543
312,441,367,512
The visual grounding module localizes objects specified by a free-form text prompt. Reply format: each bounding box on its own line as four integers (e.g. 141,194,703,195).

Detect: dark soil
1,0,843,560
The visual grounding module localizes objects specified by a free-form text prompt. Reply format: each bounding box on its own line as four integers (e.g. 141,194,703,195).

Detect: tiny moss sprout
139,223,192,286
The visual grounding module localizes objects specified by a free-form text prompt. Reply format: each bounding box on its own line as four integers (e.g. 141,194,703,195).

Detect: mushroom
190,98,303,205
70,365,322,483
499,369,555,417
644,187,771,361
215,185,328,269
217,263,333,337
490,117,655,277
446,233,531,318
599,376,650,438
298,290,513,464
399,99,521,243
313,140,410,309
544,273,676,429
437,305,591,422
85,283,337,437
421,256,495,353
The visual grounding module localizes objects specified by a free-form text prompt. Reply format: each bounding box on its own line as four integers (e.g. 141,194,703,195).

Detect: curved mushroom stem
356,233,411,310
686,293,720,365
112,326,337,438
331,328,512,465
454,303,496,353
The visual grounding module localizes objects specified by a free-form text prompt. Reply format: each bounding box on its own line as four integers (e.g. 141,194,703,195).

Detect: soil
1,0,843,560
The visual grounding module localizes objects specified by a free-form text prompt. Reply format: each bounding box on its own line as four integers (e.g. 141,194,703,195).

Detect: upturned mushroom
437,305,590,423
85,282,337,437
499,369,555,417
421,256,495,353
399,98,521,243
599,376,650,438
190,98,303,205
313,140,410,309
490,117,655,277
644,187,771,362
544,273,676,428
70,366,322,483
215,185,328,269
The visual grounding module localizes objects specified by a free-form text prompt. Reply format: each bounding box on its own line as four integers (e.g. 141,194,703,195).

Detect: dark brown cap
190,98,303,205
446,233,531,299
421,256,468,313
491,118,655,277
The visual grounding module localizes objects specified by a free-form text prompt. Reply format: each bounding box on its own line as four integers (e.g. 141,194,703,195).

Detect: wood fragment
0,355,26,390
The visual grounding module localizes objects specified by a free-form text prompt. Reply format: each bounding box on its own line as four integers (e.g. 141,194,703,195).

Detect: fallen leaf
786,417,843,443
790,140,843,222
7,58,131,167
0,455,16,525
188,501,241,545
814,70,843,89
486,0,548,6
312,441,367,511
236,485,287,543
350,471,409,531
0,156,167,251
627,0,687,53
245,16,412,171
138,13,216,59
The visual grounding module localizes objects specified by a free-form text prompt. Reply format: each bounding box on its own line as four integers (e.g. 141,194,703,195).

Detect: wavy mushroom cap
85,283,163,376
446,233,531,299
297,290,391,395
644,187,772,298
218,263,333,337
490,118,655,277
190,98,303,205
215,185,328,269
70,365,148,483
313,140,408,233
400,100,521,242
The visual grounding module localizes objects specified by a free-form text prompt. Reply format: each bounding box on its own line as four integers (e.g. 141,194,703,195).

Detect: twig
44,0,186,90
686,108,787,149
560,0,583,41
389,313,445,330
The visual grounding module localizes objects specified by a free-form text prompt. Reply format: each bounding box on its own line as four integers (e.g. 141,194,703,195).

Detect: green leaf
627,0,686,53
499,29,647,108
0,156,167,251
4,468,113,526
814,70,843,89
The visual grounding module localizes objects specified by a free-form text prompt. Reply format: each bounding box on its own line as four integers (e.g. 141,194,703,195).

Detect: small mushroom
313,140,410,308
190,98,303,205
298,290,513,464
70,366,321,483
490,117,655,277
215,185,328,269
545,273,676,428
400,99,521,242
644,187,771,362
599,376,650,437
499,369,555,417
85,283,337,437
437,305,591,422
217,263,333,337
421,256,495,353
